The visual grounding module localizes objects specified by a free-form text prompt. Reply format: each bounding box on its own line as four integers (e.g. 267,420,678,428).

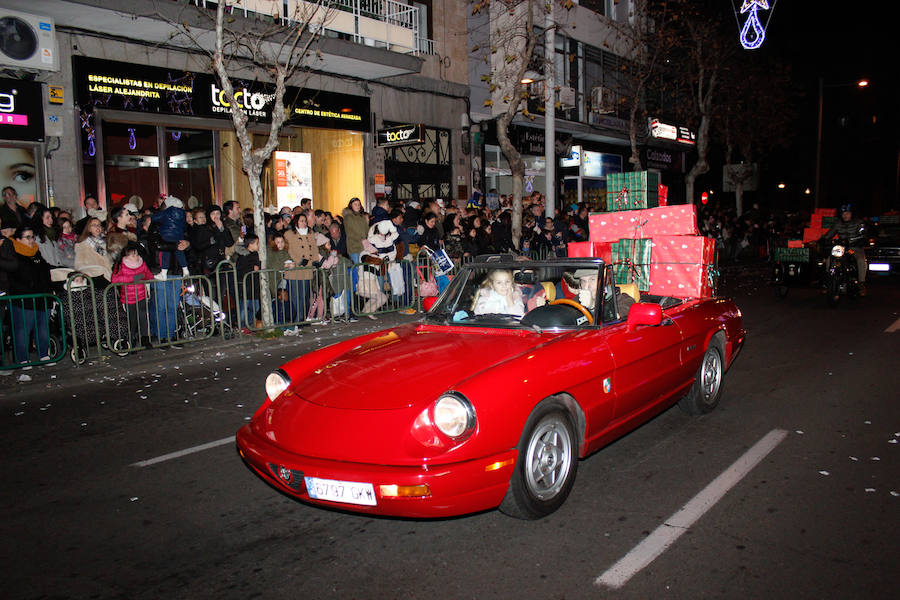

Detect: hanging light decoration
128,127,137,150
735,0,775,50
171,130,182,141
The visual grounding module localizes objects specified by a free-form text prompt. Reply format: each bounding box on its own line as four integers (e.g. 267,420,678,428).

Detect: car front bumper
236,425,517,518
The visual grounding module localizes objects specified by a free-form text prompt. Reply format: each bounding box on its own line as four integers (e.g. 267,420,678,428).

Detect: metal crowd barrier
0,293,66,370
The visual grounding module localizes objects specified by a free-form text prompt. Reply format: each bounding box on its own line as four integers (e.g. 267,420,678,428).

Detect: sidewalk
1,311,422,401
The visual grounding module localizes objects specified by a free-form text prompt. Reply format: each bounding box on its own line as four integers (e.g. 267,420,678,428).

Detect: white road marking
885,317,900,333
595,428,788,590
130,436,236,467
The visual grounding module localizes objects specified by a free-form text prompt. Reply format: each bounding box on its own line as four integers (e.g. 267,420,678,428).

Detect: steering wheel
549,298,594,325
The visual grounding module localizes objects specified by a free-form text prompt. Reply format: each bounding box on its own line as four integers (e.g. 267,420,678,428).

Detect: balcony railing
190,0,435,55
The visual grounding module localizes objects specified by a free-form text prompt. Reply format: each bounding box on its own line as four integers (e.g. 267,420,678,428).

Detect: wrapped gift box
567,241,613,263
802,227,825,242
651,235,715,266
773,247,810,262
814,208,835,217
612,238,652,290
607,171,661,210
589,204,699,242
648,264,714,298
821,216,836,228
787,239,804,248
810,215,822,228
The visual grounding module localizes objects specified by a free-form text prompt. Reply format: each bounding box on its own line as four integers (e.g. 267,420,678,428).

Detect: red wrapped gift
649,263,714,298
650,235,714,265
567,241,612,262
658,184,668,207
787,239,803,248
814,208,835,218
809,215,822,228
802,227,824,242
589,205,699,242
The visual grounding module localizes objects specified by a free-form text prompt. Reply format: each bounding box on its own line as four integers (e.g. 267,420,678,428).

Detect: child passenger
472,269,525,317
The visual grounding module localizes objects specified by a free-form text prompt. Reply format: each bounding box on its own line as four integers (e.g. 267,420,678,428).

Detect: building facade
0,0,470,218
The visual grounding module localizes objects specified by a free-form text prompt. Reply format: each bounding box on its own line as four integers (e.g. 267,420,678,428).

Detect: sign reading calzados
377,124,425,147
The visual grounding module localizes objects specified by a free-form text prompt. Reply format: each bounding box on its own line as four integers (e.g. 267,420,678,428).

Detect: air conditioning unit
591,86,615,114
0,9,59,72
558,86,576,109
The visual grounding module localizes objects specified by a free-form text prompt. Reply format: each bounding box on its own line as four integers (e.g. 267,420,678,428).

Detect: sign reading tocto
377,124,424,147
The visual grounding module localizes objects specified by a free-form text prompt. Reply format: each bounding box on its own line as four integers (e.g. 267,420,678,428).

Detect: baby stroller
178,280,235,340
59,274,130,364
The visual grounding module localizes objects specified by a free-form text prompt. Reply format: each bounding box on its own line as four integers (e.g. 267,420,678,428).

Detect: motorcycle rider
820,203,867,296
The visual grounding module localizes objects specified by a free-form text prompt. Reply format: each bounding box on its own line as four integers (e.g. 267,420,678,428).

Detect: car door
599,267,685,421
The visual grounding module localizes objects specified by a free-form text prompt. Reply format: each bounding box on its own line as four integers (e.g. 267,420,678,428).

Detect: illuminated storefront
73,57,370,217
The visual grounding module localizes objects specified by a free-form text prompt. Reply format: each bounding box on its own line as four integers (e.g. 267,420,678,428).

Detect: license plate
304,477,377,506
869,263,890,272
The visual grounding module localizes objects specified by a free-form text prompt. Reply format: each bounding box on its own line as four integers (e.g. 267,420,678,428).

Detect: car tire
499,402,578,519
679,340,724,415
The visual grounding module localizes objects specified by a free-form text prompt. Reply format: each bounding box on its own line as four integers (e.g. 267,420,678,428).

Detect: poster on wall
0,145,38,206
274,151,312,210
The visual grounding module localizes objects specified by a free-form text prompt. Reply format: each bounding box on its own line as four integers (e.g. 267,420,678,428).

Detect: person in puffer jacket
110,241,154,348
150,195,189,280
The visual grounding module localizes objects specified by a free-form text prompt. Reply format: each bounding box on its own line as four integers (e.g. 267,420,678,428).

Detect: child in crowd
110,241,154,348
151,195,189,280
234,233,261,328
472,268,525,317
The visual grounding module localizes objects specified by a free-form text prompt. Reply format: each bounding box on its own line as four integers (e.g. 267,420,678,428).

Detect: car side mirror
626,302,662,332
423,296,438,312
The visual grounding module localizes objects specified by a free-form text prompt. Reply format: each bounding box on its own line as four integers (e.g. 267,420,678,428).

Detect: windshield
426,260,604,329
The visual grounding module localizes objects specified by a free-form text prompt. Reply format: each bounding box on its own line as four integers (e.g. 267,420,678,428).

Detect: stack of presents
775,208,836,263
567,170,716,298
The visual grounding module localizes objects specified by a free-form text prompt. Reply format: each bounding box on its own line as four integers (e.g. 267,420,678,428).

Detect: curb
1,312,421,400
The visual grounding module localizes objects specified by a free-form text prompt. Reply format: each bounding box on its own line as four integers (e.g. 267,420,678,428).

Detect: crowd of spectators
2,180,802,372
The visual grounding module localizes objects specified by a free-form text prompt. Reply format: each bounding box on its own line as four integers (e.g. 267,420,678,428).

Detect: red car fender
449,330,617,461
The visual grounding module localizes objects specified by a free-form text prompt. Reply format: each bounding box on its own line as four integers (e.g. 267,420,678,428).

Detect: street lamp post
544,6,555,219
814,77,869,209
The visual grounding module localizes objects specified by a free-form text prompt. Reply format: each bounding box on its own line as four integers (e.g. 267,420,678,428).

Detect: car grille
268,463,305,491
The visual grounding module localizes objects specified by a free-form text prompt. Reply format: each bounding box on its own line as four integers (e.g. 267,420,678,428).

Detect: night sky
709,1,898,215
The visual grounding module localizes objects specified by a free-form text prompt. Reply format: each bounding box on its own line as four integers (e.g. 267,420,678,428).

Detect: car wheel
499,403,578,519
679,341,724,415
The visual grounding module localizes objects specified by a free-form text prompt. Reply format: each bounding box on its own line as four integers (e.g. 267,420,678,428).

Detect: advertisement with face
274,151,312,210
0,145,37,206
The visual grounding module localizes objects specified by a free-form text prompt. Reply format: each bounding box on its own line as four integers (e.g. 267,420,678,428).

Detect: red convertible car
236,258,745,519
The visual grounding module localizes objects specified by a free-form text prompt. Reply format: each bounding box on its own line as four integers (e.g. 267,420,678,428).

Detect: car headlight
831,245,845,258
433,393,476,439
265,369,291,401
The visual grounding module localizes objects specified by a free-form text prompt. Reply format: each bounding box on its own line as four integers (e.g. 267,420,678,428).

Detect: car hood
289,323,545,410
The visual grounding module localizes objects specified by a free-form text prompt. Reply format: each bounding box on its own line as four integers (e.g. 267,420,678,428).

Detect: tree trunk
628,98,643,171
497,111,525,247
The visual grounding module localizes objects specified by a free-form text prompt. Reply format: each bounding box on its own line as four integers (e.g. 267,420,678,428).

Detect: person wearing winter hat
150,195,189,280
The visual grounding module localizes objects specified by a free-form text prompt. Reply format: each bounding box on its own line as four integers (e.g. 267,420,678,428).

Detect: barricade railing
229,263,328,332
63,272,104,365
0,292,66,370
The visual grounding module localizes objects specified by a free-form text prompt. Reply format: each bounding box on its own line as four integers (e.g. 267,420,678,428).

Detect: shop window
103,122,159,209
166,128,215,210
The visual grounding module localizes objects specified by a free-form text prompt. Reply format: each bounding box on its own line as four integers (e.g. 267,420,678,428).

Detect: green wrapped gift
606,171,660,211
821,216,836,228
773,247,810,262
612,238,652,290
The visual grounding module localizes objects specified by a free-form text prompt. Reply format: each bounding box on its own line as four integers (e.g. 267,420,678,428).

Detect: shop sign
377,123,424,147
0,78,44,141
583,151,622,178
648,117,696,146
643,147,685,172
72,56,370,132
48,85,64,104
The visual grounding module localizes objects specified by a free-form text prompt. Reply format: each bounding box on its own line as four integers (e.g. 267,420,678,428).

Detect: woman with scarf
74,217,112,283
341,197,369,264
282,212,318,323
5,224,54,365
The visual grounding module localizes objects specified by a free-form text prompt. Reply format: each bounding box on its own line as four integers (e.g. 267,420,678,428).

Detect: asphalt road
2,271,898,599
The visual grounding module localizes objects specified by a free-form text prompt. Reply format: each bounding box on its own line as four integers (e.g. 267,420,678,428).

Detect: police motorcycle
821,224,866,306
